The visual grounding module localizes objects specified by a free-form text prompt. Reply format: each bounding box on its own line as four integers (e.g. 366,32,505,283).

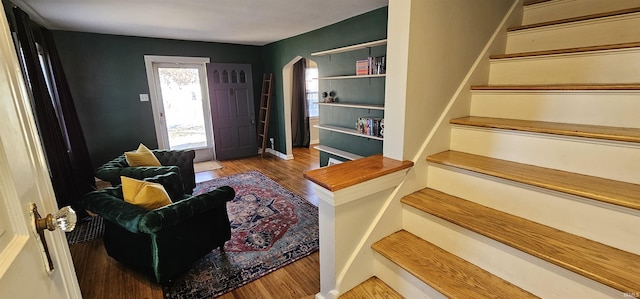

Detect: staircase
365,1,640,298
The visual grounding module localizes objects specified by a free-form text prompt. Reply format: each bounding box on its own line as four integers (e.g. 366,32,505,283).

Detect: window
305,67,319,117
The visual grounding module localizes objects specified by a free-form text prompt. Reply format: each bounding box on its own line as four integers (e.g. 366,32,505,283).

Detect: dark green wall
261,7,388,165
53,6,386,169
52,31,263,168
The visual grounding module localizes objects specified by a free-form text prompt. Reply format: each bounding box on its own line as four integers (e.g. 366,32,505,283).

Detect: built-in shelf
311,39,387,56
318,102,384,110
315,124,384,141
318,74,386,80
314,145,364,161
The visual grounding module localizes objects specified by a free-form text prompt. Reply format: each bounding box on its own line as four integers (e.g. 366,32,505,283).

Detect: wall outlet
269,138,275,150
139,94,149,102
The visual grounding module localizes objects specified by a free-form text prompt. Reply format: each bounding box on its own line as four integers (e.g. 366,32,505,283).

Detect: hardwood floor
70,147,321,299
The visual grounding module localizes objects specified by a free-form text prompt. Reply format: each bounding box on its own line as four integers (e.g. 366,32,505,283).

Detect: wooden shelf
311,39,387,56
318,74,386,80
315,124,384,141
314,145,363,161
318,102,384,110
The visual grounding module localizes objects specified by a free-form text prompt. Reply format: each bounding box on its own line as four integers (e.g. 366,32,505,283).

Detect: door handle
30,203,77,273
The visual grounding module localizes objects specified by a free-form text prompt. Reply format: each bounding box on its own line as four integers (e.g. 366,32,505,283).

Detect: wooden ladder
257,73,273,157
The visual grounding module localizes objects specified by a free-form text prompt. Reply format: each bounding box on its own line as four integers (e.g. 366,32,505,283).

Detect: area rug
163,171,319,299
66,215,104,245
193,160,223,173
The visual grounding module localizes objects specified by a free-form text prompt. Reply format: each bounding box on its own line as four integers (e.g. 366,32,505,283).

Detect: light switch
139,94,149,102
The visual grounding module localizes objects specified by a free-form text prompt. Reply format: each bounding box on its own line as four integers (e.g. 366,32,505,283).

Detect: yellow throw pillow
125,143,161,167
121,176,172,210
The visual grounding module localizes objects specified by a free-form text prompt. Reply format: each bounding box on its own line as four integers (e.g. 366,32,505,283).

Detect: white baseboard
265,148,293,160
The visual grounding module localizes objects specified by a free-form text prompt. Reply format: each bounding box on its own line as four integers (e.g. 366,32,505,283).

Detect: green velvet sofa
79,172,235,283
94,149,197,194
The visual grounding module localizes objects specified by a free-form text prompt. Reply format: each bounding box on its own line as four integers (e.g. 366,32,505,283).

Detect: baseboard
266,148,293,160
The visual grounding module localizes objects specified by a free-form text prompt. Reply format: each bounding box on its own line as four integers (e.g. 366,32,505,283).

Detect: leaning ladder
257,73,273,157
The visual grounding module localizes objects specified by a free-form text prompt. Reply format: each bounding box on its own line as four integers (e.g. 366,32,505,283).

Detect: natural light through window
305,67,319,117
158,67,207,150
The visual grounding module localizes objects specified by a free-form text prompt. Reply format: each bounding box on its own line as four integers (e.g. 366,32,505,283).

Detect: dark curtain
7,4,94,218
291,58,310,147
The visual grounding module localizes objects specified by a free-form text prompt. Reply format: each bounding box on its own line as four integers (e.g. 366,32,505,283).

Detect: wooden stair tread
372,230,538,299
490,42,640,60
508,7,640,32
402,188,640,294
340,276,403,299
427,151,640,211
471,84,640,90
451,116,640,143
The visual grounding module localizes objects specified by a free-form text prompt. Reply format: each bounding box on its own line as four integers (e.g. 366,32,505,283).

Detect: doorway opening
282,56,319,160
144,56,214,162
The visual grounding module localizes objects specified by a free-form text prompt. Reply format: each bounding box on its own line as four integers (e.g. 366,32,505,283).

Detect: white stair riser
449,126,640,184
470,90,640,128
374,252,447,299
507,13,640,53
523,0,640,25
489,49,640,84
425,165,640,255
403,207,624,299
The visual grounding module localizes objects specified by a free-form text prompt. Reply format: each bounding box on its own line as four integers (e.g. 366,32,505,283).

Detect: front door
0,6,81,298
207,63,257,160
144,55,214,162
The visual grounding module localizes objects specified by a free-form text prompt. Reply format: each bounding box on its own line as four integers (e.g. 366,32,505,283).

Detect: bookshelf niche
311,39,386,166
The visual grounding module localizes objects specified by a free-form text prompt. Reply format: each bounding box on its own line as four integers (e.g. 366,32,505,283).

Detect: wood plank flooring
70,147,321,299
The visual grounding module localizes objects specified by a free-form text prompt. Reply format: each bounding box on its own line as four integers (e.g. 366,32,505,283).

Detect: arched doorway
281,56,319,159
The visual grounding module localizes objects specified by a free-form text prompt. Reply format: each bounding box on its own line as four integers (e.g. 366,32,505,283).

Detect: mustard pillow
121,176,172,210
125,143,161,167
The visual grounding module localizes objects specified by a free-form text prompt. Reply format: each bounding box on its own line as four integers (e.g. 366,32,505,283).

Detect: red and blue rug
163,171,319,298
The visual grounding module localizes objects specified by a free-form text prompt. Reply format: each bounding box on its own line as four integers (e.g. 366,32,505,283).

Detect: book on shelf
356,117,384,137
356,56,386,76
356,59,369,76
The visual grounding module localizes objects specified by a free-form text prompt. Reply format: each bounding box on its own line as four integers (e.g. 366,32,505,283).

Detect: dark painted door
207,63,257,160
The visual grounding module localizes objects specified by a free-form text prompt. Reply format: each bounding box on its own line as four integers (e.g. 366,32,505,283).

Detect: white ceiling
11,0,389,46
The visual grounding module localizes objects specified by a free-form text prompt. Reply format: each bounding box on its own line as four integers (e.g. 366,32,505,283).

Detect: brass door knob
33,204,77,233
30,203,77,272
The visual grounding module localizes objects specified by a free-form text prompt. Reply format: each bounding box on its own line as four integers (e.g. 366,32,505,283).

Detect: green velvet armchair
94,149,197,194
79,172,235,283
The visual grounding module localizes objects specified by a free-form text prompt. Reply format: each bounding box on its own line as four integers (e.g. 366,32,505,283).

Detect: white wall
385,0,515,161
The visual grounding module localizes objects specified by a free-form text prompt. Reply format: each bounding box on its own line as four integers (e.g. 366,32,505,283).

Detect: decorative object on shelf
371,55,386,75
380,118,384,137
322,91,335,103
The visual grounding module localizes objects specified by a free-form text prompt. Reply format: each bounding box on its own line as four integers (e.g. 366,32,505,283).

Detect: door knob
33,204,77,233
30,203,77,273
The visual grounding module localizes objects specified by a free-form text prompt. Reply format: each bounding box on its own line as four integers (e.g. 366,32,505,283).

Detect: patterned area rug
163,171,319,298
66,215,104,245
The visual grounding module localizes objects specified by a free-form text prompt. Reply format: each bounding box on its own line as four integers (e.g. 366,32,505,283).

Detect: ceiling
11,0,389,46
